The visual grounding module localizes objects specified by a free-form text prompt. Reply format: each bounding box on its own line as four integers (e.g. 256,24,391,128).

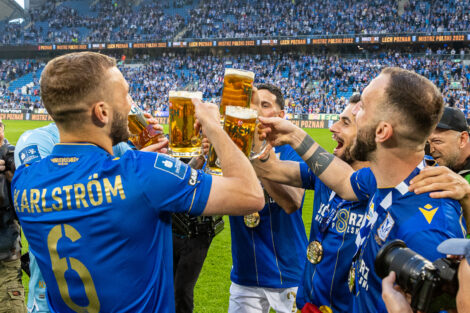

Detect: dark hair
40,52,117,130
349,93,361,104
257,83,284,110
381,67,444,143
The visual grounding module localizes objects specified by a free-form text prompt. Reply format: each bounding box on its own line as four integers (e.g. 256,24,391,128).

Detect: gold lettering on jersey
30,189,41,213
41,189,53,212
87,179,103,206
103,175,126,203
73,184,89,209
62,185,73,209
14,189,20,212
21,190,30,213
50,157,80,165
51,187,63,211
14,175,126,214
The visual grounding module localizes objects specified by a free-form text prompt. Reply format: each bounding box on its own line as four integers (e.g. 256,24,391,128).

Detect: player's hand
202,137,210,156
258,116,301,147
0,159,5,172
140,136,169,154
144,113,164,134
382,272,413,313
188,138,209,169
193,98,220,135
409,166,470,200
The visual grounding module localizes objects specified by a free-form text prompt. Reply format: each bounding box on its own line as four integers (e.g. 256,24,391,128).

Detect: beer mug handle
249,140,267,160
249,122,267,160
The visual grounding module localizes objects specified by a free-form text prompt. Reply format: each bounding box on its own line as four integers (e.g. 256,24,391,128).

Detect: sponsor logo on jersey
154,154,188,179
419,204,439,224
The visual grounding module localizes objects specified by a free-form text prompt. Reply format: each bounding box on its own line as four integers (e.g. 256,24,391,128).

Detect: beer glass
219,68,255,121
168,91,203,157
128,102,163,150
206,106,266,175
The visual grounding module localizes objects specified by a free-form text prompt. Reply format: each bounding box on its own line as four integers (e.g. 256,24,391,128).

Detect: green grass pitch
5,120,337,312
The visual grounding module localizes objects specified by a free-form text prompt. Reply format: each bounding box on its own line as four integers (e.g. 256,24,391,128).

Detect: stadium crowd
3,51,470,313
186,0,470,38
2,51,470,118
1,0,469,44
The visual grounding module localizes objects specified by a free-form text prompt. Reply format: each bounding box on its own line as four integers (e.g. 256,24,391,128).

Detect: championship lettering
14,175,126,213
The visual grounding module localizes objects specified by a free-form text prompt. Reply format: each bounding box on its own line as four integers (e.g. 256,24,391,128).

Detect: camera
0,143,15,173
375,240,459,313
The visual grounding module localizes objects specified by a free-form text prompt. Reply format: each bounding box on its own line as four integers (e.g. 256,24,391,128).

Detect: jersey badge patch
377,213,394,242
154,154,188,179
19,145,41,165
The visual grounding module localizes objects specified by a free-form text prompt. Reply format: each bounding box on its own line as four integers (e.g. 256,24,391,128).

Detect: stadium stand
0,0,469,44
1,51,469,116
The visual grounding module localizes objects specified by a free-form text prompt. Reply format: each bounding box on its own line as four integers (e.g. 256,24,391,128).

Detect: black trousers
173,233,213,313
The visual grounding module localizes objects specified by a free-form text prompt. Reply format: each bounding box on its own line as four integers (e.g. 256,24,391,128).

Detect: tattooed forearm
294,134,335,176
305,145,335,176
294,135,315,156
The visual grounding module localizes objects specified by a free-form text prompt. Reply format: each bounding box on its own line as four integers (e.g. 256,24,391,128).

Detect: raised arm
251,150,304,214
194,99,265,216
252,149,304,187
259,116,357,201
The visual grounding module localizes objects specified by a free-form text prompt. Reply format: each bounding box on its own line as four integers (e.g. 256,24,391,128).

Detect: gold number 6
47,224,100,313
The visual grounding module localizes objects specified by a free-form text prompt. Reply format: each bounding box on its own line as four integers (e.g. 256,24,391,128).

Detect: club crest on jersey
376,213,394,244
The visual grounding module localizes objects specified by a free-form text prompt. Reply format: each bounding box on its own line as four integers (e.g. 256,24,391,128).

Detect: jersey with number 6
12,143,212,313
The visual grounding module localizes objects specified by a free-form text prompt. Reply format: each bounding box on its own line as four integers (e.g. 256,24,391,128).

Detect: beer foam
224,68,255,80
225,106,258,119
169,90,203,99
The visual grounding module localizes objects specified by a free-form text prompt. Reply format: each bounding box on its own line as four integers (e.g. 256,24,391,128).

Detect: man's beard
351,124,377,162
110,110,130,146
340,145,355,164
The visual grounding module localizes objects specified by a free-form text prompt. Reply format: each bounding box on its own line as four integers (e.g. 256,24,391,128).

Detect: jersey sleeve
350,167,376,202
398,198,466,261
298,163,316,190
131,151,212,216
277,145,313,189
14,130,56,167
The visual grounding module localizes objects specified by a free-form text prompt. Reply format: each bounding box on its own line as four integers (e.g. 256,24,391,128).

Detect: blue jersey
350,160,467,313
296,164,374,312
229,145,308,288
14,124,131,313
12,143,212,313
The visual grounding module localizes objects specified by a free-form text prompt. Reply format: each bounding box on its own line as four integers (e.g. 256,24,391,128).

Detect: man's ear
375,121,393,143
91,101,109,127
459,131,469,149
278,110,285,119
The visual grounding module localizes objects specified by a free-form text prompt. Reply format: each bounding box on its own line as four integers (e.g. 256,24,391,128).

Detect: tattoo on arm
294,135,315,156
305,145,334,176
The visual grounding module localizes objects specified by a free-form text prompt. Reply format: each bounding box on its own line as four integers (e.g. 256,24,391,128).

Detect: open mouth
333,135,344,152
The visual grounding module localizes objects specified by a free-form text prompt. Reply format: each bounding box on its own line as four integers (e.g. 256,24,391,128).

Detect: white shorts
228,282,298,313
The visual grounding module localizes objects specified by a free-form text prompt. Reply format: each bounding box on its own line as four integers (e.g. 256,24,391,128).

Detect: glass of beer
168,90,203,157
128,102,163,150
206,145,222,176
219,68,255,121
206,106,266,175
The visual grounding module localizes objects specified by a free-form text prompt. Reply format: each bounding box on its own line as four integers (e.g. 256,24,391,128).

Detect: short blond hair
40,52,116,129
